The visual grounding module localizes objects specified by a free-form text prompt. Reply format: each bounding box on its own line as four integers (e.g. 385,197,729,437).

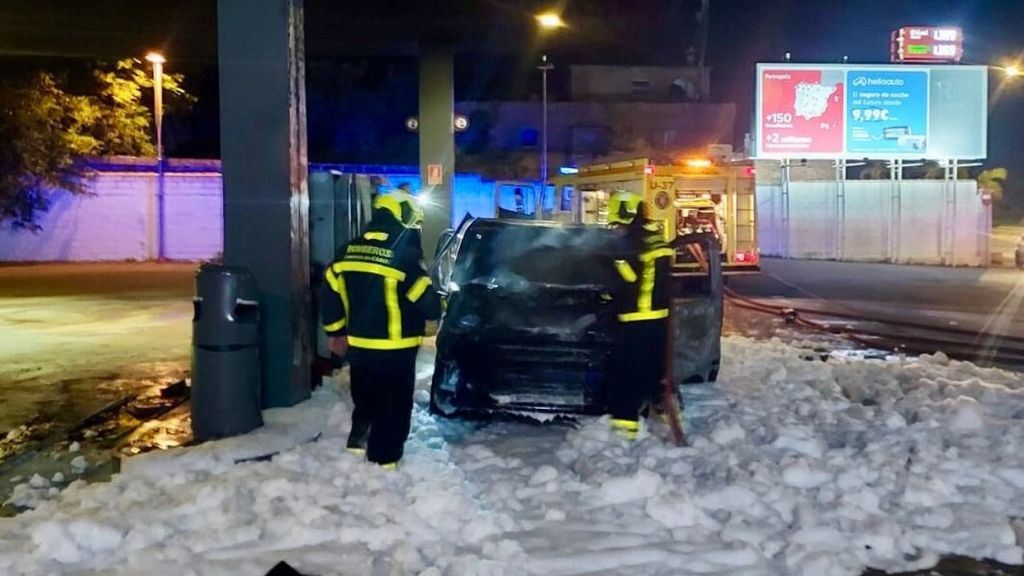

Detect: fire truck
527,157,760,276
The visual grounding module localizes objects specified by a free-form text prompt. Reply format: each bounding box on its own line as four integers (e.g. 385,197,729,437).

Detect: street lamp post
538,54,554,221
534,12,564,221
145,52,166,260
146,52,165,160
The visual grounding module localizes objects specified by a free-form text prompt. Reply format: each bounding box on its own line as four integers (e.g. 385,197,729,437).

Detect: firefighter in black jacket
320,191,442,467
607,191,674,440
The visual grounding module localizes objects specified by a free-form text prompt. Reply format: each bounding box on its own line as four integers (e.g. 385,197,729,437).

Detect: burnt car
429,217,721,418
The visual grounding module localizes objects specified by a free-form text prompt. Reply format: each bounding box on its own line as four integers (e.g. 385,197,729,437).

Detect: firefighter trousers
348,348,418,464
607,319,668,422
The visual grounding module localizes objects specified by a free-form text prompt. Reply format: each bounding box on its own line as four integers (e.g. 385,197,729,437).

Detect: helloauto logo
852,76,904,87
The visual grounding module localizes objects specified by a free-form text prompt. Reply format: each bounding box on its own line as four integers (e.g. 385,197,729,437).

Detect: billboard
755,63,987,160
847,69,929,154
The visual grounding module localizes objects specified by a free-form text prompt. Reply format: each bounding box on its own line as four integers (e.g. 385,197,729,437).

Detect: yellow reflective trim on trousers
640,247,675,261
333,261,406,281
347,336,423,350
614,259,637,283
363,231,389,241
406,276,431,302
385,277,402,340
610,418,639,431
323,318,346,332
610,418,639,440
618,309,669,322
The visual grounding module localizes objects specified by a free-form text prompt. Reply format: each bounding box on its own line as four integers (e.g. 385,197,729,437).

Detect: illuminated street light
990,61,1022,78
145,52,165,159
536,12,566,220
535,12,565,29
145,52,166,260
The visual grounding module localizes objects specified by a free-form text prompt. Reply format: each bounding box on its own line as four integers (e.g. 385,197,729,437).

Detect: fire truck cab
545,157,760,276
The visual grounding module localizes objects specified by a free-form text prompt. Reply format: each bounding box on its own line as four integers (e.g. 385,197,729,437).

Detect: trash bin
191,263,264,441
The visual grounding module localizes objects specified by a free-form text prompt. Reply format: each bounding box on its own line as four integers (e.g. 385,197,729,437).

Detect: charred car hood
435,218,627,345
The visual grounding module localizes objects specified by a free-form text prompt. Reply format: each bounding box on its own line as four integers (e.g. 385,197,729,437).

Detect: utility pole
538,54,554,220
146,52,166,260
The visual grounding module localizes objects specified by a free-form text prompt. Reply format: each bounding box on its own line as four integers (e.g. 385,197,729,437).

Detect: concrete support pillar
218,0,311,408
418,44,455,259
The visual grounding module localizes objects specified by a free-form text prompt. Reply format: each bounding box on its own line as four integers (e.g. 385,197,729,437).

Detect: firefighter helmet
607,190,641,225
374,190,424,228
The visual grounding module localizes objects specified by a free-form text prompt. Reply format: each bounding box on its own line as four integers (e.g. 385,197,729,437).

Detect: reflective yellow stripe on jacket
384,277,402,340
614,260,637,283
333,261,406,281
331,260,421,350
323,317,347,332
347,335,424,350
406,276,432,302
324,266,350,332
619,309,670,322
618,246,673,323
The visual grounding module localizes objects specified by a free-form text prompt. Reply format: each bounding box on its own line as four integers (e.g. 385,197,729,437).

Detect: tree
89,59,193,156
0,59,193,230
978,167,1008,202
858,161,889,180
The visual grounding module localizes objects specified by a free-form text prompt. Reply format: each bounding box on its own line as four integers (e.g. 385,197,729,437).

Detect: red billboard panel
759,68,845,156
891,27,963,63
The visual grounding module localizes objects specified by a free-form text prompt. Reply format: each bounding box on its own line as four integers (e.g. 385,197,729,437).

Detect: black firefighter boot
346,418,370,456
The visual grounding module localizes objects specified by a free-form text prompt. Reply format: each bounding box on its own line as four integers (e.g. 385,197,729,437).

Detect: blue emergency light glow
559,166,579,175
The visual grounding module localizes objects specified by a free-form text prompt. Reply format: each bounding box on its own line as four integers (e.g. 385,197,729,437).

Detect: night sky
1,0,1022,207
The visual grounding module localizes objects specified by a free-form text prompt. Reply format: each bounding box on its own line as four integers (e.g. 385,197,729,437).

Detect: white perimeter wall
0,161,498,263
758,180,991,267
0,167,223,262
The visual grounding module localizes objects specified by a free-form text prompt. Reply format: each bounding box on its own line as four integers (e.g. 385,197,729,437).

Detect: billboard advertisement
846,69,929,154
760,68,845,155
755,64,987,160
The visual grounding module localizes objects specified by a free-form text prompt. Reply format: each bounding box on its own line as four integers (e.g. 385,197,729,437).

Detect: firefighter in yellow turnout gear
320,191,442,466
606,191,674,440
